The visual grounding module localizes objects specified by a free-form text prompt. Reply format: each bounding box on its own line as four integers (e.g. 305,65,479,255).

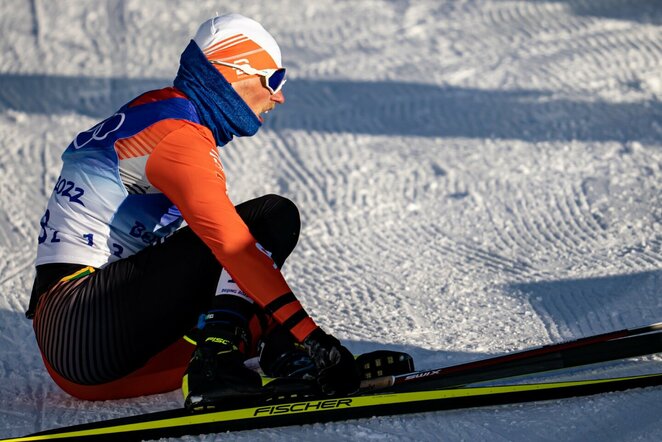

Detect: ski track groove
457,0,662,97
485,200,541,262
551,187,596,249
540,286,583,339
515,195,563,258
28,0,42,48
417,223,543,282
506,195,554,257
563,183,609,245
539,186,614,271
0,124,47,278
40,131,52,198
271,131,334,214
482,197,525,258
504,194,554,256
0,252,34,286
474,176,542,263
107,0,127,81
490,181,610,276
534,192,582,254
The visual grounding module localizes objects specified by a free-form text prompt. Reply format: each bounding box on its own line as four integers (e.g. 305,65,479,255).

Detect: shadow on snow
1,73,660,143
536,0,662,25
509,269,662,340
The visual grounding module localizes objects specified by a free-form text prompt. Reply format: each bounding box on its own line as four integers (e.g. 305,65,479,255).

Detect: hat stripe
206,39,276,67
205,33,243,49
213,48,267,63
212,37,251,54
203,34,248,55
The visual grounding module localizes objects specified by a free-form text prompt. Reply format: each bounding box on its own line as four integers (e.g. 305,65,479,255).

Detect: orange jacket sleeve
145,121,317,342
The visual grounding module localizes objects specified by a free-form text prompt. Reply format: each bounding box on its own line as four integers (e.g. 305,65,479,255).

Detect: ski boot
258,326,320,399
259,326,317,379
258,326,416,399
183,319,263,411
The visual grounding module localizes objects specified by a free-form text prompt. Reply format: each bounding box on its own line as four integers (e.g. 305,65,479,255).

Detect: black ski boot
258,326,320,397
258,327,416,398
183,321,263,411
259,326,317,379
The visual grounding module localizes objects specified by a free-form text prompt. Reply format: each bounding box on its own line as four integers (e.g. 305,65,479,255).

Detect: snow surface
1,0,662,440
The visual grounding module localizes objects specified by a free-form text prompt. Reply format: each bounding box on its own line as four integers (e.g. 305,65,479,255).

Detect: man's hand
303,328,361,395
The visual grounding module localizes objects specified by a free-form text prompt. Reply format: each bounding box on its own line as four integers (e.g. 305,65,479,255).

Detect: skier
26,13,360,407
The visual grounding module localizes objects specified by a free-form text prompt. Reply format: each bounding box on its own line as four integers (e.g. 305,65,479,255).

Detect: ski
364,322,662,393
4,321,662,441
4,373,662,441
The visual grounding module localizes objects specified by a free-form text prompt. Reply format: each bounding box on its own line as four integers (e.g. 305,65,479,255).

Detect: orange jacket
137,88,317,342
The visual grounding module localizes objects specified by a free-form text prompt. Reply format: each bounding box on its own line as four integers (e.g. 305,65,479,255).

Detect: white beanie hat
193,14,282,83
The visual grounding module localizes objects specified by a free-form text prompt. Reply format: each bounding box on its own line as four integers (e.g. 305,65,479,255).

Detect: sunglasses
210,60,287,94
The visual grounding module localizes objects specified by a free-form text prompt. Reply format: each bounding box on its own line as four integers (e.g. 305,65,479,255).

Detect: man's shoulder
157,118,215,145
127,87,190,108
121,87,213,145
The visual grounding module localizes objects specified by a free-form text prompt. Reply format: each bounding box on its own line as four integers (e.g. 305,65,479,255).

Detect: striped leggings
30,194,300,398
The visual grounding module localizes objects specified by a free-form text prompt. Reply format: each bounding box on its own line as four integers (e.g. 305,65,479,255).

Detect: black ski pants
31,194,300,390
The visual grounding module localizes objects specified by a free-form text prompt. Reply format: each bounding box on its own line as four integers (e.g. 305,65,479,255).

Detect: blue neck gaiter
173,40,261,147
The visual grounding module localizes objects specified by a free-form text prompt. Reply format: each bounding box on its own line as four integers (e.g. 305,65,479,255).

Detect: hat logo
228,59,250,76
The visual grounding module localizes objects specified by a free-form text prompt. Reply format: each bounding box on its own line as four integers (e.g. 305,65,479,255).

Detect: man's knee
237,194,300,267
238,194,300,231
266,194,300,231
